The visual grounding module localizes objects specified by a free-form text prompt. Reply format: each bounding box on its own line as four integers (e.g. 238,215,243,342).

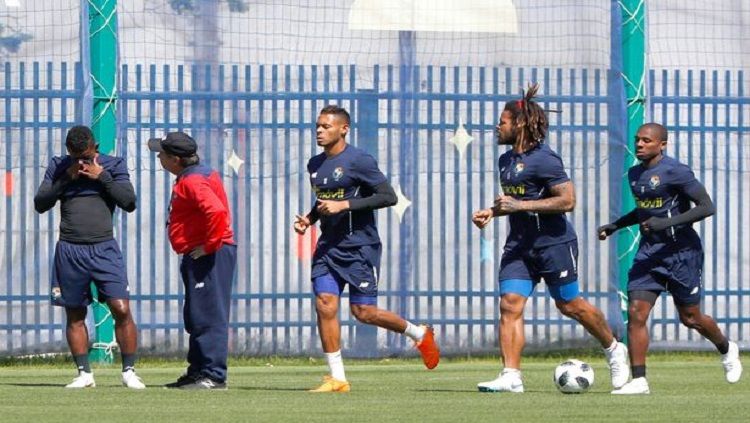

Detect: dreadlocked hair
503,83,548,147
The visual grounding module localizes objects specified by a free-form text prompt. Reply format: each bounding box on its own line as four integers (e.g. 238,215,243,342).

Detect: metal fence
1,61,748,355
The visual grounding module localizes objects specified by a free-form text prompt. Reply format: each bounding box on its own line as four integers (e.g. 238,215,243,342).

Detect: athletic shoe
309,375,351,393
611,377,650,395
415,325,440,369
721,341,743,384
606,341,630,389
178,376,227,390
65,371,96,389
477,370,524,393
122,369,146,389
164,373,200,389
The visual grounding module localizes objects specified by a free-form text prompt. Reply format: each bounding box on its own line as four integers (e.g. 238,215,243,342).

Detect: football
553,359,594,394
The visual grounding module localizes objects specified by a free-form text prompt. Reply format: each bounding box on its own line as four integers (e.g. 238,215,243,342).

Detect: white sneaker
122,369,146,389
65,371,96,389
605,342,630,389
611,377,650,395
721,341,743,384
477,370,524,393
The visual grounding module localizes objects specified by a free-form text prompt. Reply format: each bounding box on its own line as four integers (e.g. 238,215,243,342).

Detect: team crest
332,167,344,181
649,175,660,189
514,162,525,175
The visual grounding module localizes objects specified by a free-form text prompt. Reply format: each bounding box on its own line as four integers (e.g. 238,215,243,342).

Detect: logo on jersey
514,162,525,175
332,167,344,181
649,175,660,189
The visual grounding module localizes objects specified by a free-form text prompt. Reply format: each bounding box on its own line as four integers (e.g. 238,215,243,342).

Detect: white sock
502,368,521,377
325,350,346,381
403,321,426,342
605,339,618,353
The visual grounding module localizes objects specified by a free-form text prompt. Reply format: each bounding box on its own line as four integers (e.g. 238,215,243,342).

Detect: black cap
147,132,197,157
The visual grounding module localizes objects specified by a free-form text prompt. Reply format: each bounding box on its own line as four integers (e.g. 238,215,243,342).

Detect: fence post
87,0,118,363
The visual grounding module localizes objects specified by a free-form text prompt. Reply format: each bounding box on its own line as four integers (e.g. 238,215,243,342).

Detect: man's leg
107,298,145,389
309,292,350,393
677,303,743,383
612,295,654,394
477,291,527,393
64,307,96,388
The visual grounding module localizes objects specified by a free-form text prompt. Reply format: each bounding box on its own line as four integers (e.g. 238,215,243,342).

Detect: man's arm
494,181,576,215
598,209,639,240
79,156,137,212
34,159,73,213
641,183,714,233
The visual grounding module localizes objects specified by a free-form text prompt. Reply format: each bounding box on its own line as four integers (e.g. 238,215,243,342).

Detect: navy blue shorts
498,239,579,286
628,244,704,305
51,239,129,307
311,244,380,305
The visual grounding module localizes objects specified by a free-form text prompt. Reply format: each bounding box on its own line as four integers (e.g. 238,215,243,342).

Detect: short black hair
319,104,350,125
65,125,96,154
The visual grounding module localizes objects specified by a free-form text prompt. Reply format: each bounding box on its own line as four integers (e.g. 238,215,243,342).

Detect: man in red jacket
149,131,237,390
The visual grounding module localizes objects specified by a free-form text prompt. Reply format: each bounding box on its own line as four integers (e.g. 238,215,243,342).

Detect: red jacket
168,164,234,254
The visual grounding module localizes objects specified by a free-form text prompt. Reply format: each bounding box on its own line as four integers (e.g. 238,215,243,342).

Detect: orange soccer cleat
415,325,440,369
309,375,351,393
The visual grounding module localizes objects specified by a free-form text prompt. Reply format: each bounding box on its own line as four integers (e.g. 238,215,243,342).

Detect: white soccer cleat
65,371,96,389
721,341,743,384
611,377,649,395
122,369,146,389
477,370,524,393
606,341,630,389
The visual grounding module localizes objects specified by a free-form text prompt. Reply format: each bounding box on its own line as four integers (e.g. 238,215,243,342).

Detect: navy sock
631,365,646,379
73,354,91,373
716,338,730,355
122,353,136,372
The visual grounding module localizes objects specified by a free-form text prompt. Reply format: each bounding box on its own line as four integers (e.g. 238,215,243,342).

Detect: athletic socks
403,321,426,342
325,350,346,381
73,354,91,373
631,365,646,379
122,353,137,372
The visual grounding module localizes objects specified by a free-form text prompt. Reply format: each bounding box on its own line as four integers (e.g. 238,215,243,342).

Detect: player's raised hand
597,223,617,240
78,154,103,180
472,208,493,229
294,214,311,235
316,199,349,216
66,161,82,180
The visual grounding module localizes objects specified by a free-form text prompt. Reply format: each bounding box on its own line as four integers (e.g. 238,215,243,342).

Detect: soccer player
34,125,144,389
599,123,743,394
149,131,237,390
471,84,629,393
293,105,440,393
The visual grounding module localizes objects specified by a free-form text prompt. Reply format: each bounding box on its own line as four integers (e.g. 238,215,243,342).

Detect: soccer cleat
164,373,201,389
309,375,351,393
178,376,227,390
611,377,650,395
721,341,743,384
65,371,96,389
477,370,524,393
415,325,440,370
122,369,146,389
605,341,630,389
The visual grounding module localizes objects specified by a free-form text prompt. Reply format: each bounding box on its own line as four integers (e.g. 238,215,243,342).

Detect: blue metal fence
0,62,747,355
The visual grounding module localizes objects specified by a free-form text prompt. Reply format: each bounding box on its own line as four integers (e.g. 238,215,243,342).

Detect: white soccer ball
554,359,594,394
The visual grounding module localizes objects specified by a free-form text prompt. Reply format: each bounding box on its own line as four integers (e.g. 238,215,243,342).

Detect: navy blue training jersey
498,143,577,248
40,153,134,243
628,155,703,246
308,144,387,248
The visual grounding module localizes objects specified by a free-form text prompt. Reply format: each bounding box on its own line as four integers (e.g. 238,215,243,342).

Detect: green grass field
1,354,748,422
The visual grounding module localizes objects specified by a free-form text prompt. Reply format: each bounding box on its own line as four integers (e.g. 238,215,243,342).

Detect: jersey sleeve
538,151,570,187
669,163,702,193
353,152,387,188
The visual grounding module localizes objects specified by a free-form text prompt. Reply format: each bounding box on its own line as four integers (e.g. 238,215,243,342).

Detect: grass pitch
0,354,747,422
